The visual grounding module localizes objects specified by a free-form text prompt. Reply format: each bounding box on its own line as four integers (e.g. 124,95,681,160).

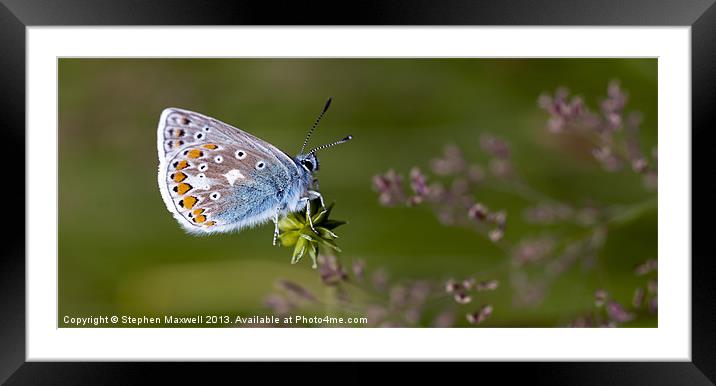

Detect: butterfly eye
255,161,265,170
214,156,223,163
235,150,246,160
210,192,221,200
302,160,314,171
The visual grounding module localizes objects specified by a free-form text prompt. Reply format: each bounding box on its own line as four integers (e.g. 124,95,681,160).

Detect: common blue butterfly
157,98,352,244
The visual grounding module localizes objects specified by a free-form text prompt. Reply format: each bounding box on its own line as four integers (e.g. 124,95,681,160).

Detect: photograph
58,58,657,328
5,0,712,380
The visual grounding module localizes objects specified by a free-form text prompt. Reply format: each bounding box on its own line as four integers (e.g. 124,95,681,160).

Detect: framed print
2,0,716,383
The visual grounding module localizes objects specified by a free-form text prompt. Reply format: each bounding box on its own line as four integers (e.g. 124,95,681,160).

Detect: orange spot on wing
202,144,218,150
172,172,187,182
187,149,203,159
204,221,216,227
194,215,207,223
175,183,192,195
180,196,198,209
174,129,185,137
192,208,205,216
173,160,189,170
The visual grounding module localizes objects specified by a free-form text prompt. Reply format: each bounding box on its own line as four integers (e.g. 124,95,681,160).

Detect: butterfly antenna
309,135,353,154
300,97,333,154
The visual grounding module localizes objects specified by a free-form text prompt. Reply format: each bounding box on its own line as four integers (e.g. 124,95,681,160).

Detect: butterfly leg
308,190,325,209
272,209,280,246
300,196,319,234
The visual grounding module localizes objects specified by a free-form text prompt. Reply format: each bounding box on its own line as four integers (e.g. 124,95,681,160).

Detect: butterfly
156,98,352,244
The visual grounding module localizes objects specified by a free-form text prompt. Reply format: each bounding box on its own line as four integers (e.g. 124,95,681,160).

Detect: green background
59,59,657,327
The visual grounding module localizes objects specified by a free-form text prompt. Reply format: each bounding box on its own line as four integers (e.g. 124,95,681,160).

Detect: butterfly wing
157,107,301,234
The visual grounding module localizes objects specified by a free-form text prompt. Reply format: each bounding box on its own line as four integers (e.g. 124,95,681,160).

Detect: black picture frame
2,0,714,383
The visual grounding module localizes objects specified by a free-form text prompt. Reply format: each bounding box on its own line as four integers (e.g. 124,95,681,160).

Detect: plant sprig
277,199,346,268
